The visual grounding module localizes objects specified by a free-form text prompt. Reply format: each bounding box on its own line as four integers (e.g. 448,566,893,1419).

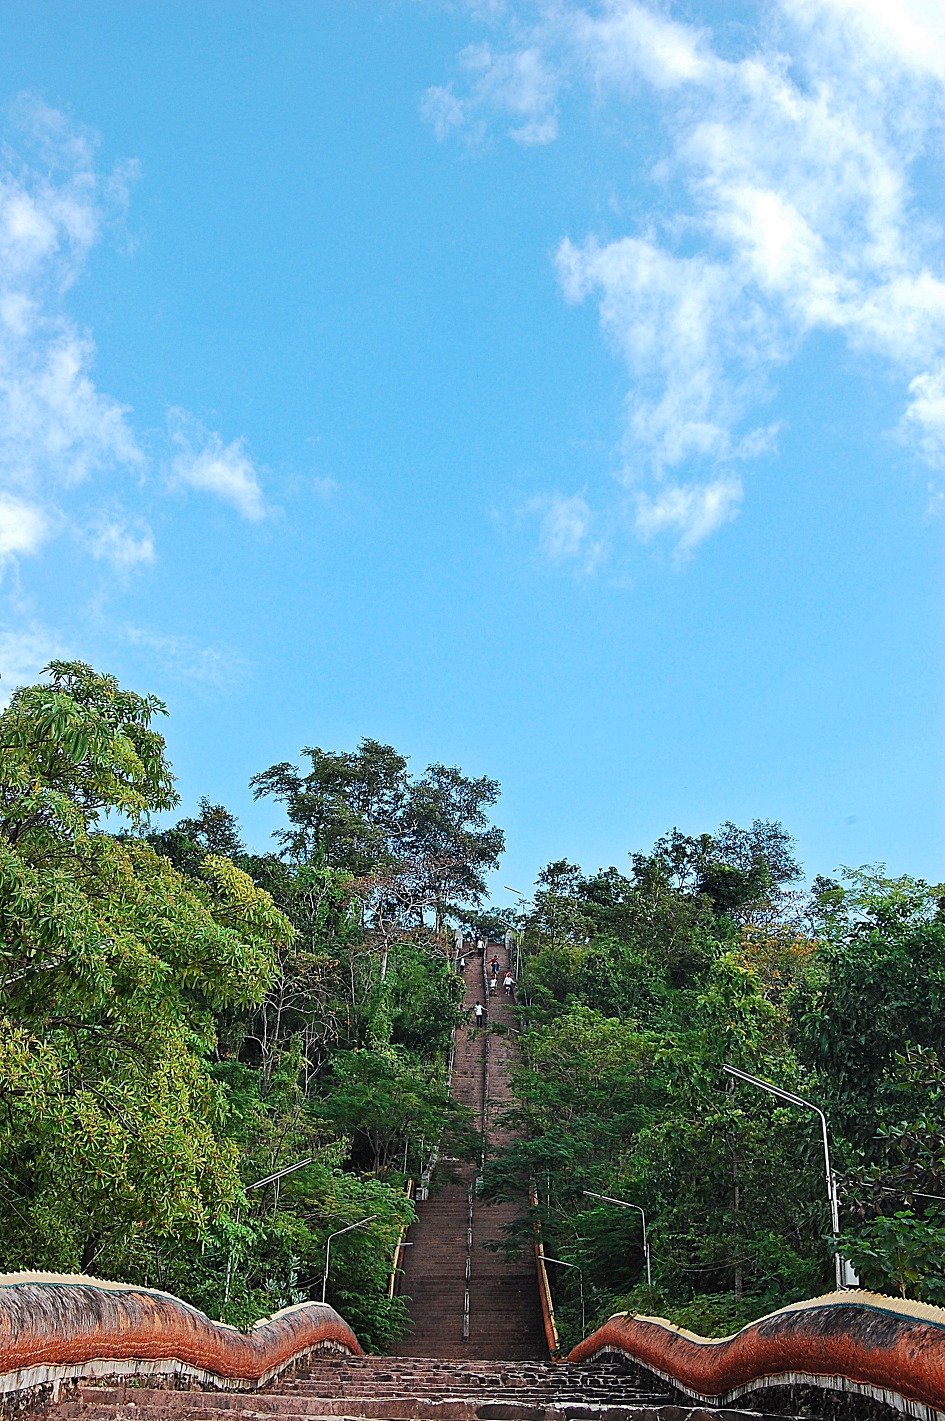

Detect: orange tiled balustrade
568,1291,945,1419
0,1272,361,1401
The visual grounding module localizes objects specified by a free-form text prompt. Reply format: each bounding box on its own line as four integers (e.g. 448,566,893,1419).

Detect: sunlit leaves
0,662,289,1278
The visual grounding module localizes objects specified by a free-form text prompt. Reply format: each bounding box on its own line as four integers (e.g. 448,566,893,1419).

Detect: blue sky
0,0,942,899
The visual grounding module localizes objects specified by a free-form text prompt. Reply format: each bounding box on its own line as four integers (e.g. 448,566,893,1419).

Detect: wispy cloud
122,624,249,690
534,490,603,570
84,513,155,571
423,41,560,145
0,98,143,532
431,0,945,557
635,477,743,558
0,620,63,705
168,409,267,522
0,493,47,561
0,96,273,587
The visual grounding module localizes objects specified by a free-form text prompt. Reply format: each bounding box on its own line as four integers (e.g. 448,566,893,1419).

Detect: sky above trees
0,0,941,892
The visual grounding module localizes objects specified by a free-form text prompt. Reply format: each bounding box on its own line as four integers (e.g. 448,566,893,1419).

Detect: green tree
252,741,506,929
796,868,945,1137
0,663,290,1277
148,798,246,879
322,1047,478,1177
405,764,505,929
491,823,836,1349
250,740,410,874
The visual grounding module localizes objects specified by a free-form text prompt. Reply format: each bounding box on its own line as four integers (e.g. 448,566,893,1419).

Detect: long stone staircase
392,941,543,1360
38,942,800,1421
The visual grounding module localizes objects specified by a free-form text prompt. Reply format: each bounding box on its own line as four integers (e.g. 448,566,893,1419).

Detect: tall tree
0,662,290,1276
252,741,505,928
250,740,410,874
405,764,504,930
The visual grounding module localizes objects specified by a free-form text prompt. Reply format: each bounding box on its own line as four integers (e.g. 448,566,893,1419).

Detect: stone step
291,1388,666,1399
66,1398,795,1421
298,1383,649,1393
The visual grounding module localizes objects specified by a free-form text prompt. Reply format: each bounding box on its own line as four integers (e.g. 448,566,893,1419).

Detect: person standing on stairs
473,1000,485,1026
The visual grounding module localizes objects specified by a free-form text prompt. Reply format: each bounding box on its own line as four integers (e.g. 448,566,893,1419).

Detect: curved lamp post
723,1063,848,1291
504,886,531,984
321,1215,377,1303
224,1155,317,1306
543,1254,585,1336
583,1189,652,1287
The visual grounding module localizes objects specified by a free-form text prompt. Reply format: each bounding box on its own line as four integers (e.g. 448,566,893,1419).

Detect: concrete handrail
568,1290,945,1419
0,1272,360,1404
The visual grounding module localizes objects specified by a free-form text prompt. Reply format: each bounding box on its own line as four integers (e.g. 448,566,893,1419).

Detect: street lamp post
224,1156,318,1306
245,1156,317,1194
583,1189,652,1287
543,1255,585,1336
321,1215,377,1303
723,1064,847,1291
504,886,526,983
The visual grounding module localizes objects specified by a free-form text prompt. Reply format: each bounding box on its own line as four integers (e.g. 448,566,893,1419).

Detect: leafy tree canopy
0,664,289,1277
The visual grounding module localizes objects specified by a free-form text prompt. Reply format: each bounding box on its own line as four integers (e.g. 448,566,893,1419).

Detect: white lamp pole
723,1064,846,1291
224,1155,317,1305
543,1254,585,1336
583,1189,652,1287
321,1215,377,1303
504,886,527,982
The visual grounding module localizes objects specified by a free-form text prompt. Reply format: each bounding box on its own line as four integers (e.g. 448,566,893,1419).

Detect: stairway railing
568,1291,945,1420
0,1273,361,1406
530,1185,560,1359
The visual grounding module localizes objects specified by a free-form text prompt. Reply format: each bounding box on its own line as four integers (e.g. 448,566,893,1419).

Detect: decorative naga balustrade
6,1272,945,1421
568,1291,945,1420
0,1272,360,1404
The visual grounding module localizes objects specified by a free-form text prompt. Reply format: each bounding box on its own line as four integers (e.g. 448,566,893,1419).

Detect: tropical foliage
484,836,945,1345
1,659,942,1352
0,663,491,1347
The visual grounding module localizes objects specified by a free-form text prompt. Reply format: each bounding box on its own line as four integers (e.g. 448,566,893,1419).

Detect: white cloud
782,0,945,83
635,477,742,556
534,491,603,569
434,0,945,556
0,100,143,497
560,4,945,480
0,621,63,705
168,409,266,522
421,86,469,142
122,624,248,690
0,493,47,559
0,96,271,591
556,235,758,471
570,1,712,91
311,474,339,498
423,40,560,145
902,367,945,468
85,514,155,571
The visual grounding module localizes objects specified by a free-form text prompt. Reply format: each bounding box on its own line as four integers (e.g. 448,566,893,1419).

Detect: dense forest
491,840,945,1345
0,662,488,1347
1,662,944,1351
